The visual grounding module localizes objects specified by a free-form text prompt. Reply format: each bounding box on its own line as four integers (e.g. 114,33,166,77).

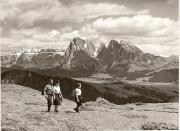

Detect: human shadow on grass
41,110,77,113
41,110,50,112
65,110,77,113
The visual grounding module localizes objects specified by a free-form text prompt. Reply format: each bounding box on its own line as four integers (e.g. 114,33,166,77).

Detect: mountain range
1,37,179,82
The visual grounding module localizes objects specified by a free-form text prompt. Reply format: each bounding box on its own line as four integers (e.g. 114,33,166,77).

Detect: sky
0,0,179,56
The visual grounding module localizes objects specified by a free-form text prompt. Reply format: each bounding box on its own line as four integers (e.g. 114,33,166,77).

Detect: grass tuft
141,122,178,130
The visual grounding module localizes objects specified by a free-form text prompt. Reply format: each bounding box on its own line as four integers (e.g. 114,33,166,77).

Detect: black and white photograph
1,0,179,130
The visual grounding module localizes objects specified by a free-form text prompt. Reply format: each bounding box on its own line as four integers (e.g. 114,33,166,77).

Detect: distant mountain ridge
1,37,179,82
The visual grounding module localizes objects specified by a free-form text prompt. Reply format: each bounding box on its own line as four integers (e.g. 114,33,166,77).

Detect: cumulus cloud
0,0,150,28
91,15,178,37
167,0,177,4
1,27,79,50
135,43,179,57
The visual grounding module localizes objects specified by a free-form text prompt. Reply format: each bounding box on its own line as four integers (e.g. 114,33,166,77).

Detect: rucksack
71,89,76,97
42,90,44,95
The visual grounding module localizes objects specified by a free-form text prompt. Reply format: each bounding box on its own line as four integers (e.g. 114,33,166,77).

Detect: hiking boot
48,105,51,112
73,108,77,112
55,110,58,112
74,108,79,112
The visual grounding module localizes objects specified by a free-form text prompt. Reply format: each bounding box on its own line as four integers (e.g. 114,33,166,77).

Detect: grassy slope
149,68,179,82
1,84,179,131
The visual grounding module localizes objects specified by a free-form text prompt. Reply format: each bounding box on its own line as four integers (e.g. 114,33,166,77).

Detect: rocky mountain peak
169,55,178,59
108,40,143,54
119,40,143,54
65,38,96,62
107,39,143,55
96,40,145,69
168,55,179,64
84,40,96,57
99,43,106,48
72,37,85,51
108,40,119,49
96,42,106,53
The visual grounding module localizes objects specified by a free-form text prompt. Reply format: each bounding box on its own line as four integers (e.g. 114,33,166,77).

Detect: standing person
44,79,54,112
73,83,82,112
53,80,63,112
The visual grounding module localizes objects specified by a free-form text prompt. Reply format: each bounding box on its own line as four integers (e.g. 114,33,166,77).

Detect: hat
77,83,81,88
49,79,53,83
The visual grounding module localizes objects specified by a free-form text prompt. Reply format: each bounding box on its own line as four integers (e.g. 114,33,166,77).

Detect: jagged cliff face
64,38,97,72
85,41,96,57
70,50,98,72
97,40,144,71
64,38,84,62
108,40,143,62
64,38,96,62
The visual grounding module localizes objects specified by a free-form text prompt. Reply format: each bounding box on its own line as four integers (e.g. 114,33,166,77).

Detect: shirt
53,85,61,94
75,88,82,96
44,84,53,95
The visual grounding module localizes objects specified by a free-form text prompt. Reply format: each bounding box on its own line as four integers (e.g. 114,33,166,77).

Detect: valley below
1,69,179,105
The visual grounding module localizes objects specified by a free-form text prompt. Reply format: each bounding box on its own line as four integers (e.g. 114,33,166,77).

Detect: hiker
53,80,63,112
44,79,54,112
73,83,82,112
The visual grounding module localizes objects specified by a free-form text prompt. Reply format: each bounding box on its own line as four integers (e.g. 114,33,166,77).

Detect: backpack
71,89,76,97
42,90,44,95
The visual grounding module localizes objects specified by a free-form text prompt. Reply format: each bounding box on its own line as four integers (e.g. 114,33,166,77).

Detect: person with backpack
53,80,63,112
43,79,54,112
73,83,82,112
